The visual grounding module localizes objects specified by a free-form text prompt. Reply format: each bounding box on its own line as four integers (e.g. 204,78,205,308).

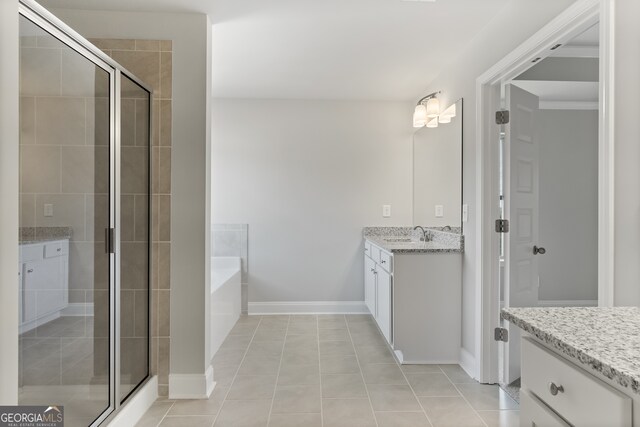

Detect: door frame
474,0,614,384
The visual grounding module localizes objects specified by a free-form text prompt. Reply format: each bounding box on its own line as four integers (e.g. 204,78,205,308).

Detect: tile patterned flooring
137,314,519,427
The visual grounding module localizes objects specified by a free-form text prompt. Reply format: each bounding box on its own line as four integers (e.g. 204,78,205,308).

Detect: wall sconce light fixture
412,91,457,128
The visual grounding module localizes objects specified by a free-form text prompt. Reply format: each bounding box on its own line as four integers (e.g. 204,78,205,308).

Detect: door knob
533,245,546,255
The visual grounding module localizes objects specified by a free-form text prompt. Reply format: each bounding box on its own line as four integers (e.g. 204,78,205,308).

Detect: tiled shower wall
90,38,173,397
19,34,110,310
212,224,249,313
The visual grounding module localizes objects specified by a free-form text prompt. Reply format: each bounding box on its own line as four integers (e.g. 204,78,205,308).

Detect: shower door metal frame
18,1,154,426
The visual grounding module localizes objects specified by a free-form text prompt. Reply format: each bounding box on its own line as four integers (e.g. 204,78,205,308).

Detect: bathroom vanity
19,227,71,333
503,307,640,426
363,227,463,364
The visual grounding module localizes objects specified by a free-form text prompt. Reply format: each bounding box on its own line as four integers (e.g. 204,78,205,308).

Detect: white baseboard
537,299,598,307
107,376,158,427
459,347,477,380
394,349,459,365
248,301,367,315
62,302,94,316
169,365,215,399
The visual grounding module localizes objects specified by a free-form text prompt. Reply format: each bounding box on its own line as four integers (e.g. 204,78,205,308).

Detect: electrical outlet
462,204,469,222
435,205,444,218
43,204,54,217
382,205,391,218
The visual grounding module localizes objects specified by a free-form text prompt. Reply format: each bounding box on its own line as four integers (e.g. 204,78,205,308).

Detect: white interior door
502,84,541,384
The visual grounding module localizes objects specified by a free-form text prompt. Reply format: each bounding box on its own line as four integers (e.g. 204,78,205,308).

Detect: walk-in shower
18,1,151,425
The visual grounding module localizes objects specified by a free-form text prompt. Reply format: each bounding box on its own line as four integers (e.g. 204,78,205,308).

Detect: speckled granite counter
363,226,463,253
20,227,72,244
502,307,640,394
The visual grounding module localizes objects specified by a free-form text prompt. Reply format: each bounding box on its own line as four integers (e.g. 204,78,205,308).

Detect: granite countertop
365,236,462,254
502,307,640,394
363,226,463,254
20,227,72,244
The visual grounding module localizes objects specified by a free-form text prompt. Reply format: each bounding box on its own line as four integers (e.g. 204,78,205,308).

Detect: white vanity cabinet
521,337,632,427
19,239,69,332
364,239,462,363
364,241,393,343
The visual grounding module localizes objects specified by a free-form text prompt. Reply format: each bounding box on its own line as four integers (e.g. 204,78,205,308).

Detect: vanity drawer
522,337,631,427
378,251,392,273
44,240,69,258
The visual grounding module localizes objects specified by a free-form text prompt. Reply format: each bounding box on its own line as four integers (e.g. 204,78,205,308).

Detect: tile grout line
395,362,440,427
344,317,380,427
442,371,490,427
209,315,264,427
152,401,176,427
265,315,290,427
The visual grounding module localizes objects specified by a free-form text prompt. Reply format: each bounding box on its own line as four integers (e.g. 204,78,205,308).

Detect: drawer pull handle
549,382,564,396
381,260,386,264
56,248,61,252
27,269,34,273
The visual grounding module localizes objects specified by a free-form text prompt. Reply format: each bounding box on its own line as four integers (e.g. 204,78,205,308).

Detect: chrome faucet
413,226,430,242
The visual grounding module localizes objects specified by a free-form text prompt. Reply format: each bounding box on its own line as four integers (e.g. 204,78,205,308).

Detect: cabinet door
376,268,392,343
364,256,377,316
521,389,570,427
23,257,66,321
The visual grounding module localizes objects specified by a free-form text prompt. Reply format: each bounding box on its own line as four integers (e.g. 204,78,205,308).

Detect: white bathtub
210,257,242,360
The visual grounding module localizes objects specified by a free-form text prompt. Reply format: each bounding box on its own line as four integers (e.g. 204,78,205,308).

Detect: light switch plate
462,204,469,222
44,204,54,217
435,205,444,218
382,205,391,218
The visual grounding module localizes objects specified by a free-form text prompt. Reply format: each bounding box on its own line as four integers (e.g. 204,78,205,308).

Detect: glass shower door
119,74,151,402
18,14,113,427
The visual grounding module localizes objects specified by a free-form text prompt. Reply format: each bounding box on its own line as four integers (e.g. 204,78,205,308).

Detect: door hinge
105,228,115,254
496,110,510,125
494,327,509,342
495,219,509,233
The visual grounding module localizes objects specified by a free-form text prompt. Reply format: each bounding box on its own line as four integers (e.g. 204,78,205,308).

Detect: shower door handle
105,228,115,254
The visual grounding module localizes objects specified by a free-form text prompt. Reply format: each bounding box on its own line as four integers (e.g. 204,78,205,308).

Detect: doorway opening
475,0,614,390
497,22,600,399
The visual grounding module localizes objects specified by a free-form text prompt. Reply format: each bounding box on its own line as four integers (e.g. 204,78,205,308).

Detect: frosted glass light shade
413,104,427,128
438,103,457,123
426,97,440,119
426,116,438,128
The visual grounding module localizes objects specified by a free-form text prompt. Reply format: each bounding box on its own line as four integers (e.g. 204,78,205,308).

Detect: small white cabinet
364,244,393,344
19,239,69,332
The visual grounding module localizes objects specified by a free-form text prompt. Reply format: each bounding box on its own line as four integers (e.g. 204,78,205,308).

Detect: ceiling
42,0,509,100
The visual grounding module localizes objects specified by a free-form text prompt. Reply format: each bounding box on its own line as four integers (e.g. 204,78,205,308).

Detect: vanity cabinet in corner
364,240,392,343
363,237,462,363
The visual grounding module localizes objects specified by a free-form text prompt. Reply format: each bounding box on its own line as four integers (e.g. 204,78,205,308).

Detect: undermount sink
383,238,414,243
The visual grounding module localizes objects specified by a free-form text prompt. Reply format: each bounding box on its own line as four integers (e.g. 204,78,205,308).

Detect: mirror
413,98,463,230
